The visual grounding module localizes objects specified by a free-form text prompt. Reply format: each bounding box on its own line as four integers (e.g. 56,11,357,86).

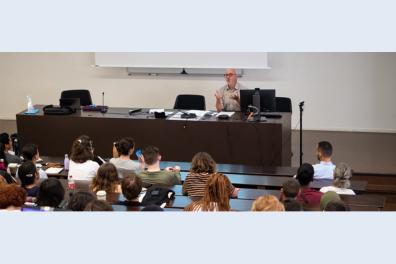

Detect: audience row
0,133,354,212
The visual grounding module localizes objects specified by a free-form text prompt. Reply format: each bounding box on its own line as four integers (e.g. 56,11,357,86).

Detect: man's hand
230,94,240,103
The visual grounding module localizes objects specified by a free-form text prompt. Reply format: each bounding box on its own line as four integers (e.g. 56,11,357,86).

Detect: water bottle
64,154,70,170
68,175,76,191
27,95,34,113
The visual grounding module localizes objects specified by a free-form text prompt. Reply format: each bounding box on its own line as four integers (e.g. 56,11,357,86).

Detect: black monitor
240,89,276,113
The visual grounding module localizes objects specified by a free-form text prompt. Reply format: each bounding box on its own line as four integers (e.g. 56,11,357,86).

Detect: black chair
275,97,292,113
173,94,206,110
60,90,93,106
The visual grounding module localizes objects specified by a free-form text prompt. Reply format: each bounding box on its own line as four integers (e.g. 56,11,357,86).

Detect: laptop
59,98,81,112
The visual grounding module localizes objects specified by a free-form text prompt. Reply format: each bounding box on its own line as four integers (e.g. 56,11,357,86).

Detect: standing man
215,68,246,112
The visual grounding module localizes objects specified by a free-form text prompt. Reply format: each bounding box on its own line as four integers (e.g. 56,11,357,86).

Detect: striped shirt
182,172,235,197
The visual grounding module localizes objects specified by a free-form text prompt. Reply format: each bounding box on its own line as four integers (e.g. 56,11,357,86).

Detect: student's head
201,173,231,211
325,200,349,211
251,195,285,211
70,135,94,163
283,199,303,211
67,191,97,211
22,143,39,162
0,184,27,209
121,173,142,201
18,161,39,187
142,146,161,166
296,163,314,187
117,137,135,156
190,152,216,174
36,178,65,208
281,179,300,200
316,141,333,161
91,163,120,193
320,191,341,211
84,200,113,211
224,68,238,88
0,133,12,151
333,162,352,189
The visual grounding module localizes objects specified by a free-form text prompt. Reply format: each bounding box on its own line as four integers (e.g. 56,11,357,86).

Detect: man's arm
215,90,223,112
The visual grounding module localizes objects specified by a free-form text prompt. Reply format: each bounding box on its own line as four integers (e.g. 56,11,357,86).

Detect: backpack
141,185,175,207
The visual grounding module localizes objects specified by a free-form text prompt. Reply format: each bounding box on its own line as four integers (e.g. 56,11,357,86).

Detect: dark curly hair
0,184,27,209
70,135,94,163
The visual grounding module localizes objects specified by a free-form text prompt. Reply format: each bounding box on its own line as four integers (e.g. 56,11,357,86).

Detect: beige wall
1,53,396,133
1,53,396,173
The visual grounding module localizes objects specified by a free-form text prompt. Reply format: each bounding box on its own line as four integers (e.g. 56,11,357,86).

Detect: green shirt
138,170,181,186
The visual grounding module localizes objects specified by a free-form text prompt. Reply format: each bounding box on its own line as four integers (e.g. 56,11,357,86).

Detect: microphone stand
299,101,304,166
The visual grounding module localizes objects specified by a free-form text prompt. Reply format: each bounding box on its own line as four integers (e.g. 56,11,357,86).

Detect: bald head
225,68,237,89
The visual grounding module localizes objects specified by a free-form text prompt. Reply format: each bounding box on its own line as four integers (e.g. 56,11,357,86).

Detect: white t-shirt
68,160,99,181
320,186,356,195
313,161,336,180
110,158,140,173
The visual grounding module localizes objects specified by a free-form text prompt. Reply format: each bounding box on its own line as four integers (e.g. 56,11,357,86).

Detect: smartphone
135,148,142,158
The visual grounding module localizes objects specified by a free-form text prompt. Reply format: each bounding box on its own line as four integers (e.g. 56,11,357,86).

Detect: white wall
1,52,395,132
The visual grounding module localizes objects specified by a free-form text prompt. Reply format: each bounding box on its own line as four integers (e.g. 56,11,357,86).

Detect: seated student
279,179,303,211
90,163,121,193
283,199,303,211
325,200,349,211
251,195,285,212
110,137,143,175
121,173,143,206
0,132,22,164
183,152,239,198
84,200,114,211
36,178,65,208
320,162,355,195
0,140,18,185
320,191,341,211
184,173,231,212
68,135,100,181
18,161,40,197
296,163,323,209
0,184,27,211
0,156,17,184
138,146,181,186
21,143,47,179
67,191,97,211
313,141,336,179
279,179,300,201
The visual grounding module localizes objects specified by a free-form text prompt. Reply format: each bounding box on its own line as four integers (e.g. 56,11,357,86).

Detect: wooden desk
180,172,367,192
17,105,291,166
63,180,382,211
41,156,298,177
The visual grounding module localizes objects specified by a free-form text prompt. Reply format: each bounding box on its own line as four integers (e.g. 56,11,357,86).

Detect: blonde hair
251,195,285,212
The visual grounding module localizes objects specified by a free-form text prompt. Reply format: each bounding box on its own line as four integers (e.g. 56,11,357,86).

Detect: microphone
100,92,107,113
298,101,304,111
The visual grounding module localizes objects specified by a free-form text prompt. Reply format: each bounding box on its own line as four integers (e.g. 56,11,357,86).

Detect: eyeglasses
224,73,236,78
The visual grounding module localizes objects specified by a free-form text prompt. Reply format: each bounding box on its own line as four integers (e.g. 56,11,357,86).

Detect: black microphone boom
299,101,304,166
